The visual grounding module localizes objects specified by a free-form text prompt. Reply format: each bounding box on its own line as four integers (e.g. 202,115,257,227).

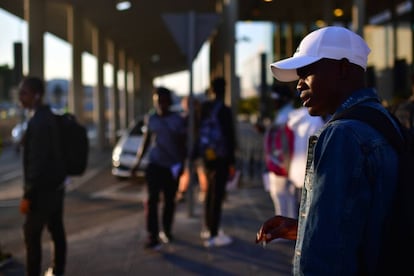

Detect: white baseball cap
270,26,371,82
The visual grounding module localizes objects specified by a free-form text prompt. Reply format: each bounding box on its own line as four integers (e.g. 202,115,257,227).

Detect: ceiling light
333,8,344,17
116,1,131,11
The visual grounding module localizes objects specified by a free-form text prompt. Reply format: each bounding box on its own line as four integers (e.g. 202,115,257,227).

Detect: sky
0,8,273,96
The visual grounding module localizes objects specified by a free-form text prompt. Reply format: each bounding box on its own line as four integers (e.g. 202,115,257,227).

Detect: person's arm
131,117,152,174
24,118,51,199
21,114,53,214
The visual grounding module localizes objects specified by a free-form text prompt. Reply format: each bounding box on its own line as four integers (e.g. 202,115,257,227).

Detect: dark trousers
204,158,230,237
23,189,66,276
145,163,179,241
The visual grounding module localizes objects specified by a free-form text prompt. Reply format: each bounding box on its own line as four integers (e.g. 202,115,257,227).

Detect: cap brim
270,56,322,82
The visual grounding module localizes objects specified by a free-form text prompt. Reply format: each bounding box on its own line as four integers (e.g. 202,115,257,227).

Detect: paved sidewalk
59,186,295,276
0,146,295,276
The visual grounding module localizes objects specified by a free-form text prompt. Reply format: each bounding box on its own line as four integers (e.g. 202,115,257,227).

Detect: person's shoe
159,231,173,244
198,191,206,202
200,229,210,239
144,239,162,251
44,267,63,276
204,234,232,248
200,229,225,240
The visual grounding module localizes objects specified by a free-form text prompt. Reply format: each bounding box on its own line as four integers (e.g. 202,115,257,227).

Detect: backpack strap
330,106,404,153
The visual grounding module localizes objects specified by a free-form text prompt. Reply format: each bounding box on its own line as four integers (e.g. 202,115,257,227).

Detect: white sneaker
44,267,63,276
159,231,173,244
200,229,224,240
204,234,232,247
200,229,210,239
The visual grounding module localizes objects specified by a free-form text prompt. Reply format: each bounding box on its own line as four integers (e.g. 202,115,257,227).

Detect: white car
112,117,149,179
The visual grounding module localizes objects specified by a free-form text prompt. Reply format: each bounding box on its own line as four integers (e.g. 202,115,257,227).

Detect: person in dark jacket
18,76,67,276
196,77,236,247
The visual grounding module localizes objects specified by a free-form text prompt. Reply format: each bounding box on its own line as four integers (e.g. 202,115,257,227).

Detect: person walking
195,77,236,247
131,87,187,250
18,77,67,276
256,26,401,275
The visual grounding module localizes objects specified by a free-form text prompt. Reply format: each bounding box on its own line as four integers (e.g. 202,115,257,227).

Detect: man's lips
300,91,311,107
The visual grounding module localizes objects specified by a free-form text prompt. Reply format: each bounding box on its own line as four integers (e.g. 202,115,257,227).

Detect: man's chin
307,107,323,117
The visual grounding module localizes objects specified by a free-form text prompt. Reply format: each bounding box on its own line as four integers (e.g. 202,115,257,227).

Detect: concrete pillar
13,42,23,86
273,23,282,62
67,5,84,122
352,0,365,37
209,1,223,80
324,0,334,26
223,0,237,107
91,26,107,150
285,23,294,57
118,49,127,130
140,74,153,114
127,57,135,123
210,0,237,107
107,40,120,144
124,55,130,127
133,63,142,116
24,0,45,78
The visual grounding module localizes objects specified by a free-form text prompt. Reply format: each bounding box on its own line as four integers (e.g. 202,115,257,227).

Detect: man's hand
20,198,30,214
255,215,298,244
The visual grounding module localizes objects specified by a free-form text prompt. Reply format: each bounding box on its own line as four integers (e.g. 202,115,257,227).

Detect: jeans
204,158,230,237
23,189,66,276
145,163,179,241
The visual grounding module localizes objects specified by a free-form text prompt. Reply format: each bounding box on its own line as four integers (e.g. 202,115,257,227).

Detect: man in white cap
256,26,402,275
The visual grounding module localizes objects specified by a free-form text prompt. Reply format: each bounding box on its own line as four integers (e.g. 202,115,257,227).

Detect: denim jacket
293,88,399,275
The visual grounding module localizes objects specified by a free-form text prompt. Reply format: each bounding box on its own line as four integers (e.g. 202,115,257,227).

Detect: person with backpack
131,87,187,251
255,26,404,275
195,77,236,247
18,77,67,276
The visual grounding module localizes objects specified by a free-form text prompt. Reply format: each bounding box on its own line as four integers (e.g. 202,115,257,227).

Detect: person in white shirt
287,106,326,216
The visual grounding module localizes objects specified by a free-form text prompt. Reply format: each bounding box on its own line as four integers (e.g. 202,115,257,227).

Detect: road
0,145,146,259
0,120,266,274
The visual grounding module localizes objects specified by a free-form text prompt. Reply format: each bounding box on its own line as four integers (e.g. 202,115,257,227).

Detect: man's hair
211,77,226,97
154,86,172,104
22,76,45,97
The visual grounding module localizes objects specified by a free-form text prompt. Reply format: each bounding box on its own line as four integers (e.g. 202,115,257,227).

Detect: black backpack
55,113,89,176
331,105,414,275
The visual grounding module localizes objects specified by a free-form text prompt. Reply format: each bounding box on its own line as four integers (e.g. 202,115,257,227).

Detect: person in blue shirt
131,87,187,251
256,26,400,275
